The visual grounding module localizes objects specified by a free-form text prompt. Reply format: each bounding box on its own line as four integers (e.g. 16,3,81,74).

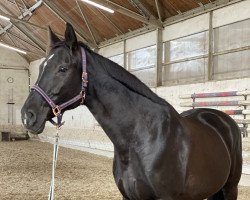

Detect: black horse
21,23,242,200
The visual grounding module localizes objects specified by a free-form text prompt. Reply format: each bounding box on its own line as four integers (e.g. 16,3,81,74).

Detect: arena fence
180,90,250,137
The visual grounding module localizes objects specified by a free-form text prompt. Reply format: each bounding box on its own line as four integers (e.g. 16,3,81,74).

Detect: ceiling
0,0,228,63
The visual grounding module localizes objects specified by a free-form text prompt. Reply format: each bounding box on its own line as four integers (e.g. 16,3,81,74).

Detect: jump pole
180,100,250,107
180,90,250,99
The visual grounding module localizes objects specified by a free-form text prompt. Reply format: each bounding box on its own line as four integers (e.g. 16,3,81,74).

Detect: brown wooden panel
0,0,21,16
111,0,141,13
21,0,36,7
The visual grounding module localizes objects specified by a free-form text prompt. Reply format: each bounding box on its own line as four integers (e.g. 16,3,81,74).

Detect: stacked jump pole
180,90,250,137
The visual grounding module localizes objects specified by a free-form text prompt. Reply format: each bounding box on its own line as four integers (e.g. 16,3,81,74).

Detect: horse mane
78,43,173,108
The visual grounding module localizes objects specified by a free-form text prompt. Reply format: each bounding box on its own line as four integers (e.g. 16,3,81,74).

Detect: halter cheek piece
31,47,88,128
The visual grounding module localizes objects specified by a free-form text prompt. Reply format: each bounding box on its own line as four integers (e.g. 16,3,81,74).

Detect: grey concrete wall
0,47,29,133
0,46,29,68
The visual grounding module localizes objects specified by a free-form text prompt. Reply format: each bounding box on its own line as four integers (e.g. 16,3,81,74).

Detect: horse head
21,23,83,134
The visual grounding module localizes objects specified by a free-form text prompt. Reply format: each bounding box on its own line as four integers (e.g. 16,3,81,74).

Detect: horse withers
21,23,242,200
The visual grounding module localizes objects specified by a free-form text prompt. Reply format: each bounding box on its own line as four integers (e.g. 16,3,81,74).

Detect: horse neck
84,53,179,151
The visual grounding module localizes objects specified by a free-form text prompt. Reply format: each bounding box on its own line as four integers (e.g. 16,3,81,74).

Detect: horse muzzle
21,107,45,134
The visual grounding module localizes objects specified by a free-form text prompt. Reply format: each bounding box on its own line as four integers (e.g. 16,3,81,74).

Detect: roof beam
83,0,162,28
97,9,124,34
0,23,12,35
0,0,43,35
20,0,28,10
128,0,156,19
6,31,44,51
43,0,97,48
14,0,24,17
0,1,46,53
75,0,98,46
128,0,148,17
154,0,163,22
5,30,17,47
12,21,46,53
0,23,15,46
5,31,30,64
0,12,64,38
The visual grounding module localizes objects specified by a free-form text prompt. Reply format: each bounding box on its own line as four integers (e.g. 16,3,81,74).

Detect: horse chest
113,158,155,199
113,144,192,200
116,171,155,200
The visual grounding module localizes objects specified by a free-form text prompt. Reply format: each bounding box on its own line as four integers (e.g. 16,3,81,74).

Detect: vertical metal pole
123,39,127,70
207,11,214,81
7,89,10,124
11,88,14,125
243,93,248,137
156,28,163,87
8,88,14,125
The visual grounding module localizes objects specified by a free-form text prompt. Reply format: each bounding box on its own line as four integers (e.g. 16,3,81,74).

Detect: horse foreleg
222,185,238,200
207,189,224,200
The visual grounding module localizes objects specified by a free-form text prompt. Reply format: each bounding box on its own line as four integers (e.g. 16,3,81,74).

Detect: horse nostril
26,110,37,126
27,111,33,119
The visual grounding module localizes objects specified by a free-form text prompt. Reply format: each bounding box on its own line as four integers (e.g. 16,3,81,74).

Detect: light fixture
0,42,27,54
82,0,114,13
0,15,10,21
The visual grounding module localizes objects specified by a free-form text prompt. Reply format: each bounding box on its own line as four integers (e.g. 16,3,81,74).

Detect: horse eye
59,66,68,72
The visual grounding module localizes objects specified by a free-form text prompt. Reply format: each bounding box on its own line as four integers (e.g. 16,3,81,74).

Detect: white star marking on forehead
37,54,55,83
43,54,55,67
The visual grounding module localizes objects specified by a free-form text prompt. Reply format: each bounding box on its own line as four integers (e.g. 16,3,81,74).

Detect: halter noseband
31,47,88,128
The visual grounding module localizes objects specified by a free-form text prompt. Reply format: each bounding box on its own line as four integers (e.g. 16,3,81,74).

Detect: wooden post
207,11,214,81
156,28,163,86
123,39,127,70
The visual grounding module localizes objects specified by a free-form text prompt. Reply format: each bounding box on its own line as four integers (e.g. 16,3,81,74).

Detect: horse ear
48,26,61,46
65,23,78,50
47,26,61,54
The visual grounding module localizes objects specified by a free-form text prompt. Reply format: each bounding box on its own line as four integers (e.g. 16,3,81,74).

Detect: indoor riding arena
0,0,250,200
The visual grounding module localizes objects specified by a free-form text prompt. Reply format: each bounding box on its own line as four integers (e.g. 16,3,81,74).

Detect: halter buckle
80,91,86,105
82,72,88,84
52,105,61,117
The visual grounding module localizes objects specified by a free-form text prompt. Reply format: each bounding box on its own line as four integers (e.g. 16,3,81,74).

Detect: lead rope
48,113,64,200
48,125,60,200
